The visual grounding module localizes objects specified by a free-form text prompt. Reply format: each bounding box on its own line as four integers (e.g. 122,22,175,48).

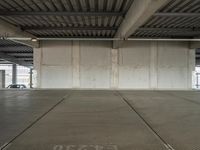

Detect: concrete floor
0,90,200,150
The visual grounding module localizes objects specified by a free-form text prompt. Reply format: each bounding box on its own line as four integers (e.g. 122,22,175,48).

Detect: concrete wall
36,41,72,88
80,41,111,88
157,42,189,88
118,41,151,88
34,40,195,89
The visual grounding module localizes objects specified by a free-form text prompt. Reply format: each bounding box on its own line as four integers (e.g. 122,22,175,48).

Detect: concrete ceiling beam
113,0,171,48
0,19,39,48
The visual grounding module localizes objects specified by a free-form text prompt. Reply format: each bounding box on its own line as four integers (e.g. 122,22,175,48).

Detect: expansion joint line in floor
1,91,73,150
115,91,175,150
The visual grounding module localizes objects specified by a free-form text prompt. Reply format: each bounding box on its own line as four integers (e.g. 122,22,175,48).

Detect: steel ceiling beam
0,46,32,51
154,12,200,17
138,27,200,32
22,26,118,31
137,28,200,36
16,58,33,61
196,54,200,57
0,52,31,67
7,53,33,57
0,11,125,16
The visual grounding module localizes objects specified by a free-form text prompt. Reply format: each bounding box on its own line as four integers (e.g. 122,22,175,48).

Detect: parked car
7,84,27,89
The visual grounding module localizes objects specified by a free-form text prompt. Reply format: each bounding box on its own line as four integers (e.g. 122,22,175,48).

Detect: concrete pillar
12,64,17,84
30,68,33,88
72,41,80,88
33,47,42,88
111,49,119,88
150,41,158,89
0,70,5,88
188,49,196,89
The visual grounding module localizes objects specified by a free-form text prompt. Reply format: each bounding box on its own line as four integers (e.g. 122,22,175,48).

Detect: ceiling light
31,38,38,42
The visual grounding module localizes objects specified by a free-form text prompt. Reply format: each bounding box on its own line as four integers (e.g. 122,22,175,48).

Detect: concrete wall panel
42,41,72,65
40,41,72,88
118,41,150,88
157,42,188,89
41,66,72,88
80,41,111,88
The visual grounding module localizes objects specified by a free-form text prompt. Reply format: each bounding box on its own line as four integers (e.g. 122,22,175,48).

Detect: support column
150,41,158,89
33,47,42,88
72,41,80,88
12,64,17,84
188,49,196,89
0,70,5,88
111,49,119,89
30,68,33,88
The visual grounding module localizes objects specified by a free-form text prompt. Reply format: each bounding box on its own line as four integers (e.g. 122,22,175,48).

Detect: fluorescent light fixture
31,38,38,42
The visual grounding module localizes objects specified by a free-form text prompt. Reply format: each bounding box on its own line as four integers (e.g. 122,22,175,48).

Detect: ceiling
0,0,200,39
133,0,200,38
0,39,33,66
0,0,133,38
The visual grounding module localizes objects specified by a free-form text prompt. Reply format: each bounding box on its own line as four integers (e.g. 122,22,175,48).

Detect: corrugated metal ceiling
0,39,33,65
1,0,200,39
0,0,134,38
132,0,200,38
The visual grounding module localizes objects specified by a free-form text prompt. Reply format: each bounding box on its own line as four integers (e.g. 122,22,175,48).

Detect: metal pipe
6,37,121,41
127,38,200,41
37,38,122,41
7,37,32,40
5,37,200,42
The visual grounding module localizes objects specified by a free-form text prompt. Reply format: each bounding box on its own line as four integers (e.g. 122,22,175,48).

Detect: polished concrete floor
0,90,200,150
